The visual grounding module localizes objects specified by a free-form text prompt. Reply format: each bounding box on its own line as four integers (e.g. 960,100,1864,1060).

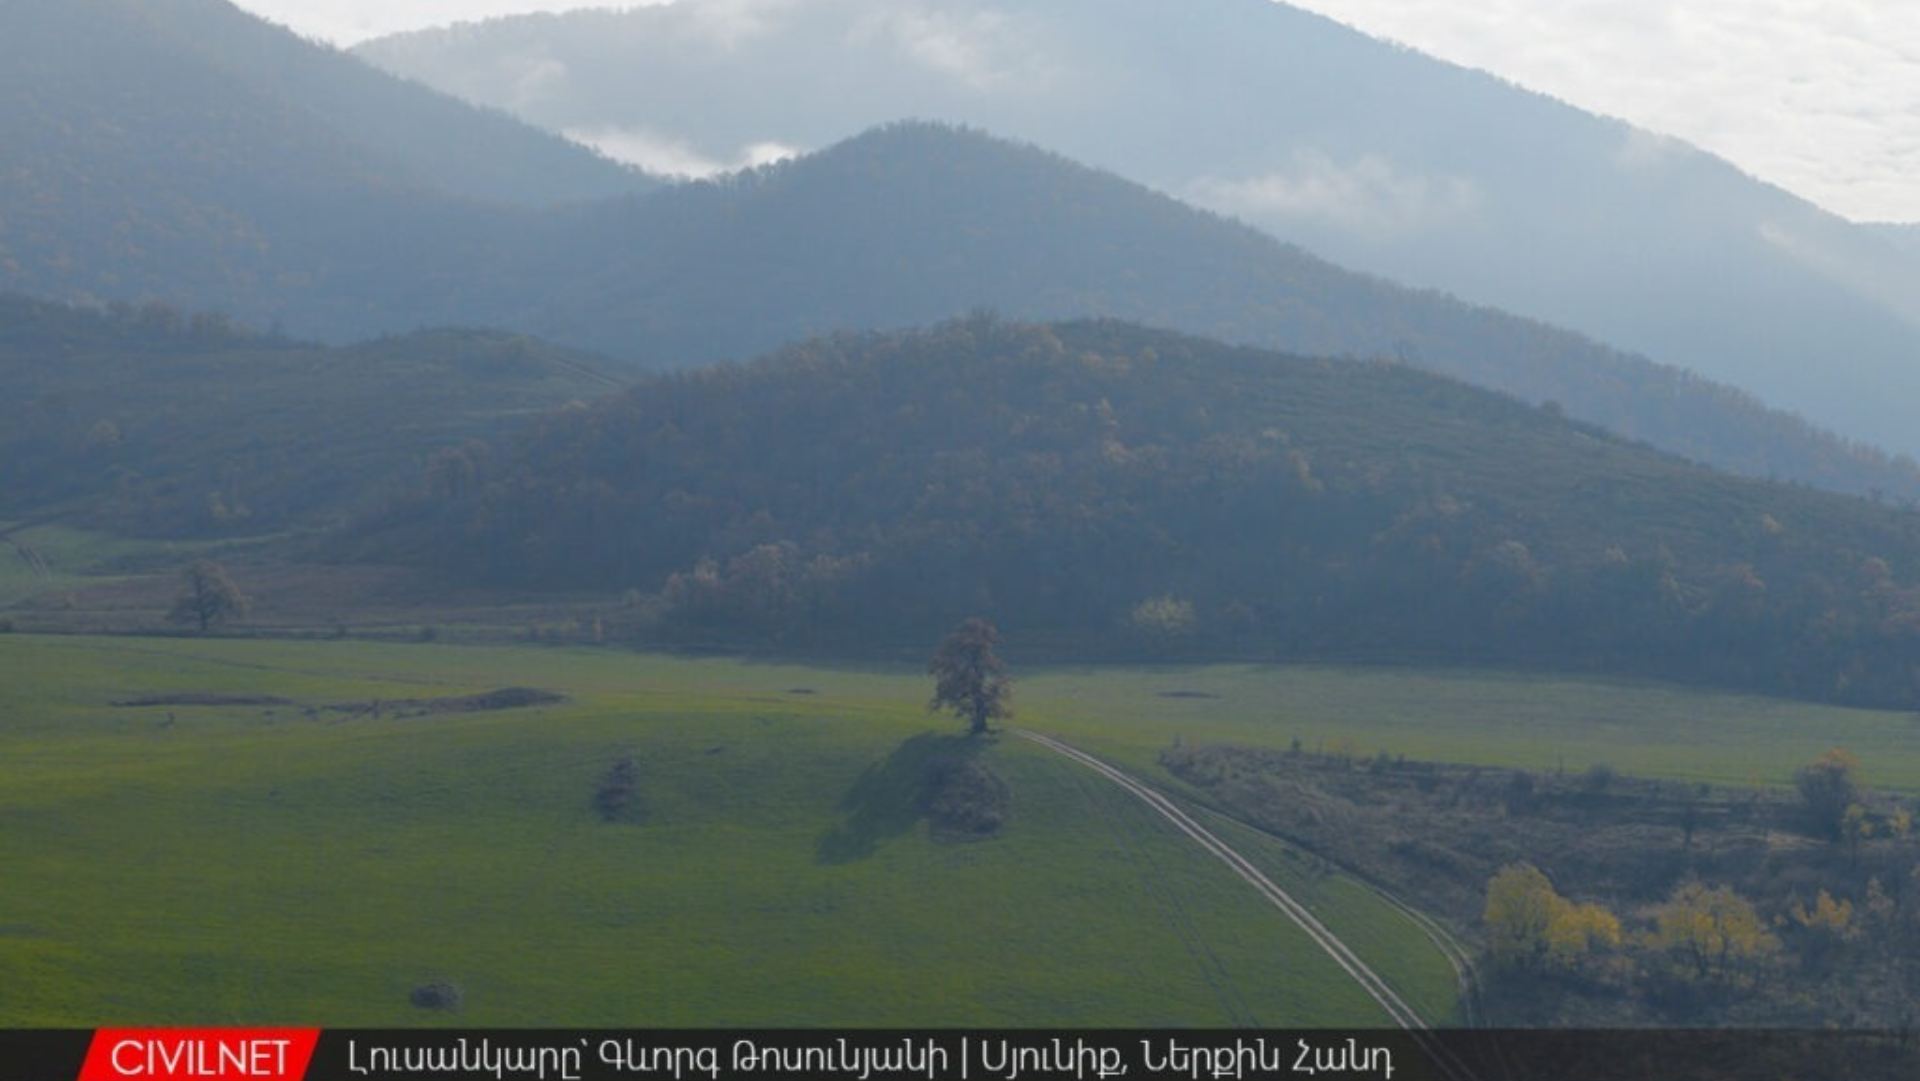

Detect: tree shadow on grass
816,732,986,864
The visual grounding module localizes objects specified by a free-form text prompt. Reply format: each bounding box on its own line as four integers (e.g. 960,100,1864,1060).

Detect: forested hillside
359,0,1920,459
359,317,1920,709
0,0,647,337
0,296,619,535
5,0,1912,509
489,124,1920,504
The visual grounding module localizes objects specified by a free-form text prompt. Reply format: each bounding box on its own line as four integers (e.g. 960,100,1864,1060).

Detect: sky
231,0,1918,223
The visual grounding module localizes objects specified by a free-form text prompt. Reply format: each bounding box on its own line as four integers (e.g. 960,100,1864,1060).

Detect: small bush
926,759,1009,840
593,756,639,822
1582,763,1616,793
409,980,462,1010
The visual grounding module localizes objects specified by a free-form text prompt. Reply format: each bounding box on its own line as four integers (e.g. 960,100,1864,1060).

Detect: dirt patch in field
113,693,294,707
327,686,564,717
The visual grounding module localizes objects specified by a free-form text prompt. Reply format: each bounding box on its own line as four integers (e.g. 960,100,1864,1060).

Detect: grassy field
0,522,230,610
9,634,1903,1027
1015,664,1920,795
0,634,1464,1027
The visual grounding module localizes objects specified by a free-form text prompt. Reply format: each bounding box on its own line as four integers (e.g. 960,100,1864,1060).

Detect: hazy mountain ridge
472,123,1920,504
359,0,1920,456
359,317,1920,708
0,0,649,336
3,0,1915,506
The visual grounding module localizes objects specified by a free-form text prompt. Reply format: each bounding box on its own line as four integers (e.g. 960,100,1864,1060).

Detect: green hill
499,123,1920,505
357,0,1920,460
361,317,1920,708
0,295,620,535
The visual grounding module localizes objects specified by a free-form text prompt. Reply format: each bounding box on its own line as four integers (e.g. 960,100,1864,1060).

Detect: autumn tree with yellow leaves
1483,863,1621,974
1647,880,1779,984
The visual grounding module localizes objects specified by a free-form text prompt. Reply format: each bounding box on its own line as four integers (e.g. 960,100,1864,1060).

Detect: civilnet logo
78,1029,321,1081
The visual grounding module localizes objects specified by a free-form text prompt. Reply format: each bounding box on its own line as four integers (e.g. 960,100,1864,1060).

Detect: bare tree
168,560,249,633
929,617,1011,737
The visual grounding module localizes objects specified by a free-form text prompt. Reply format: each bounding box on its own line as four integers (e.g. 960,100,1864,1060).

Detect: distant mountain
0,295,620,535
359,317,1920,710
471,124,1920,505
4,45,1913,507
359,0,1920,457
0,0,650,335
1878,224,1920,251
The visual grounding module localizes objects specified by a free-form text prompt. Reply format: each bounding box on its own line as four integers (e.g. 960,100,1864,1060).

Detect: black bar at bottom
304,1029,1917,1081
1,1028,1915,1081
0,1030,92,1081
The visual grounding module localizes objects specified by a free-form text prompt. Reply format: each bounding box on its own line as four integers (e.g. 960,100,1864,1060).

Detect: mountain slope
359,0,1920,456
0,295,620,535
0,0,648,336
488,124,1920,504
119,0,654,207
5,44,1912,504
360,317,1920,710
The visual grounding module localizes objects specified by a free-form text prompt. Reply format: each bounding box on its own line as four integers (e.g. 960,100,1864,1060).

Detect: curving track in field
1016,729,1479,1081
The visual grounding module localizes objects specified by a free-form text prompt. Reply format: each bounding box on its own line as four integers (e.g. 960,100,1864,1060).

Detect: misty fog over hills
358,0,1920,458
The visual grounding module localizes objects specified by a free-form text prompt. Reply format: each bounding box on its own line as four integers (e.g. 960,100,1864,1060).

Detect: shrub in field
409,980,462,1010
1796,748,1863,840
1483,862,1619,973
593,756,639,822
926,758,1009,841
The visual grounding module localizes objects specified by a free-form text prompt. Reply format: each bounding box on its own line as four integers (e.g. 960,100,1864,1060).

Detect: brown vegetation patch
327,686,564,718
113,692,293,707
1163,742,1919,1028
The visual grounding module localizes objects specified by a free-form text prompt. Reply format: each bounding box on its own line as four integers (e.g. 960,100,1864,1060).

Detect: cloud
563,126,802,178
1188,151,1481,235
1758,220,1920,329
1285,0,1920,222
1612,128,1690,174
230,1,674,47
843,6,1047,91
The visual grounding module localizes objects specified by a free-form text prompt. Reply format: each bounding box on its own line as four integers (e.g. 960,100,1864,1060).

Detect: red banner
78,1029,319,1081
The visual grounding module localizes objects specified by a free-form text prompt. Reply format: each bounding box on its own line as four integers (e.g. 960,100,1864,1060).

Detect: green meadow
3,633,1908,1026
0,634,1448,1027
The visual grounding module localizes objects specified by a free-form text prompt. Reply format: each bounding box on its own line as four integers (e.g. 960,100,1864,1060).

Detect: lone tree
1796,748,1863,841
168,560,249,633
929,617,1012,736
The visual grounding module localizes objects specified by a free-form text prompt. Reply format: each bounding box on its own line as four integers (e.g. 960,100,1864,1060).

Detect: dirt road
1017,729,1479,1081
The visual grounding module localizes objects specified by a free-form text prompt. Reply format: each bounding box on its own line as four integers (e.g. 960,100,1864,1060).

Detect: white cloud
1612,128,1689,174
230,1,673,47
1284,0,1920,222
564,126,802,178
844,7,1046,91
1188,151,1481,235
